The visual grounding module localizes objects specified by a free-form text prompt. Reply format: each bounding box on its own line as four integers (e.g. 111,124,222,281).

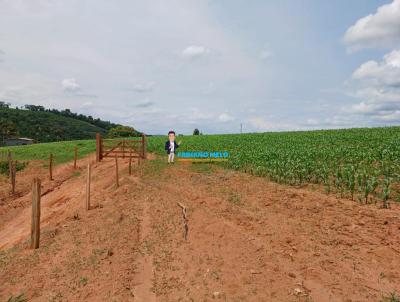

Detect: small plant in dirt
144,159,167,177
0,160,27,175
79,276,88,287
48,291,64,302
190,163,213,174
382,177,392,209
381,292,400,302
7,293,27,302
228,192,241,206
0,250,12,268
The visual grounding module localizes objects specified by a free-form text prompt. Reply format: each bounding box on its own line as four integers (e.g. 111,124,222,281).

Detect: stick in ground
177,202,189,240
115,155,119,187
86,163,91,210
31,178,41,249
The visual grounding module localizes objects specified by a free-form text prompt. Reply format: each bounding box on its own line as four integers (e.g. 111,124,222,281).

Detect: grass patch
0,161,28,175
6,293,27,302
382,292,400,302
228,192,242,206
0,247,19,269
189,163,213,174
79,276,88,287
0,139,95,165
143,158,168,177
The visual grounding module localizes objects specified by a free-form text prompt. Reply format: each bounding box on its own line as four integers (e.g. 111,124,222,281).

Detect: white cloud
344,0,400,51
61,78,80,92
301,115,358,129
134,100,154,108
202,82,215,94
186,107,214,122
259,49,272,60
305,118,318,126
0,72,59,107
80,101,94,109
352,50,400,87
132,82,154,93
75,93,98,98
182,45,210,58
246,116,308,131
345,50,400,123
386,49,400,67
246,117,274,131
0,1,258,134
218,112,234,122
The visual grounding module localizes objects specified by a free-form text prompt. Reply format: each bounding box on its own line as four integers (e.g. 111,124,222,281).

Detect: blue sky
0,0,399,134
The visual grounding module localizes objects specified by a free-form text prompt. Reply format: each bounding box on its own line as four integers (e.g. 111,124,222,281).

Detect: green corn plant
365,175,378,204
344,165,356,200
357,171,366,203
334,167,344,196
321,166,330,193
382,177,391,209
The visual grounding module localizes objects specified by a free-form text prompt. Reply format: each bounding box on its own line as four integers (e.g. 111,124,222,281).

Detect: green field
1,126,400,205
0,140,95,165
148,127,400,205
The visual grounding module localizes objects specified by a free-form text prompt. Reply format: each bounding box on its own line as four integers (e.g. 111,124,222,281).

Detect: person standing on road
165,130,181,163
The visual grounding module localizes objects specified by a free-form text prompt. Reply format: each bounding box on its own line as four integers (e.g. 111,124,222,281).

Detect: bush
107,125,141,138
0,161,28,175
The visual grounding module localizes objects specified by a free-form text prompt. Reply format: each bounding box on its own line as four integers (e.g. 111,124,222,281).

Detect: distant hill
0,106,110,144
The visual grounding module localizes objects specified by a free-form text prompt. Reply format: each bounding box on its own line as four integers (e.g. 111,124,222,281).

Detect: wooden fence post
115,155,119,187
141,134,147,159
86,163,91,210
144,134,147,159
96,133,101,162
8,151,16,194
141,135,144,159
49,153,53,181
129,149,132,176
11,161,16,195
100,136,103,161
122,140,125,159
31,178,41,249
74,146,78,169
7,150,12,179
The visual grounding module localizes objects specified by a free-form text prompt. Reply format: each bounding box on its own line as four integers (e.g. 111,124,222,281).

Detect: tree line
0,102,141,144
0,102,119,130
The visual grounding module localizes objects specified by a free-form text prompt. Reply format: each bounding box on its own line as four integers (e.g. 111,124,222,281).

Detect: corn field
148,127,400,207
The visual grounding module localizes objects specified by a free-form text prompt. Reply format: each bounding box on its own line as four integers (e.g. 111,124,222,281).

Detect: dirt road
1,156,399,301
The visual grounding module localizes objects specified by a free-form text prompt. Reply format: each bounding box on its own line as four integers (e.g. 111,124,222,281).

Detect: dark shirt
165,141,179,154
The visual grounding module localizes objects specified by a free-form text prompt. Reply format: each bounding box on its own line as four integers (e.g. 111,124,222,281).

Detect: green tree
0,102,10,109
0,118,19,144
24,104,45,111
108,125,140,138
193,128,200,135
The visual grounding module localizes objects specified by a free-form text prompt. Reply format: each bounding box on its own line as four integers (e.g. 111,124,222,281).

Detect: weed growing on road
6,293,27,302
228,192,241,206
381,292,400,302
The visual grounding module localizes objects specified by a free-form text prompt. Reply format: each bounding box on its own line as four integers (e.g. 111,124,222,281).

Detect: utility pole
240,123,243,134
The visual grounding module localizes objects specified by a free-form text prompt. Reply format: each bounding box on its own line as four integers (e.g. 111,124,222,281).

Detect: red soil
0,155,399,301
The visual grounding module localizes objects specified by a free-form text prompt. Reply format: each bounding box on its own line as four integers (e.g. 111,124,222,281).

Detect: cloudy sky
0,0,399,134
